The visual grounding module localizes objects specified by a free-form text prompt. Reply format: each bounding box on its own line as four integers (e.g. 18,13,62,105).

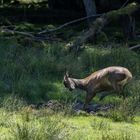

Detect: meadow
0,37,140,140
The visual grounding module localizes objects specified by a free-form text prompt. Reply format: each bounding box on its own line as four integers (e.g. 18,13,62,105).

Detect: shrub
107,96,139,122
10,114,69,140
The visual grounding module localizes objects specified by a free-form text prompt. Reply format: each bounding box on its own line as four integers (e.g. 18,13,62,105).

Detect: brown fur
63,66,132,110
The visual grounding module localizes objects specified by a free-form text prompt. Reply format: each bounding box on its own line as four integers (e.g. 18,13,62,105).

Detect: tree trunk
48,0,54,9
1,0,3,5
83,0,96,26
67,3,138,52
122,15,136,40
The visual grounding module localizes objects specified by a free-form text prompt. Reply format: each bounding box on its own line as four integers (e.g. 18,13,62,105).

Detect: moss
107,3,139,19
96,32,108,44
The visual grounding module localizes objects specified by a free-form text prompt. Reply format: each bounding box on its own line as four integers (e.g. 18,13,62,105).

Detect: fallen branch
0,2,138,43
129,44,140,50
38,13,103,34
39,0,130,34
1,28,59,42
0,14,103,41
1,28,34,38
67,3,139,51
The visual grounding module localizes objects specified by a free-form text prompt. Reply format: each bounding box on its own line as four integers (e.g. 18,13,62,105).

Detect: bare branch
39,0,132,34
1,28,34,38
67,3,139,51
38,14,103,34
129,44,140,50
1,28,59,42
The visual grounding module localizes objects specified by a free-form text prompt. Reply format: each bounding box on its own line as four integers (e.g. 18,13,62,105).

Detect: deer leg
99,92,111,101
112,81,126,98
83,93,96,111
99,90,117,101
112,81,119,91
118,84,127,99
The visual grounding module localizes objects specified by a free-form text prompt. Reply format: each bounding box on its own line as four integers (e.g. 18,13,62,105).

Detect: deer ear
64,71,69,81
66,71,69,77
64,67,69,77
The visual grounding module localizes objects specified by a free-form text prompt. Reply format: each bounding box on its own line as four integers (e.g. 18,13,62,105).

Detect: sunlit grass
17,0,45,4
0,106,140,140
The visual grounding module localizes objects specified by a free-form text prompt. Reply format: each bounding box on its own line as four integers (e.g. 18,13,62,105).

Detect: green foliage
80,46,140,75
0,95,25,111
16,0,45,4
107,3,139,20
0,39,140,104
0,95,140,140
91,118,111,130
107,96,140,122
10,115,68,140
106,79,140,122
101,130,134,140
96,32,108,44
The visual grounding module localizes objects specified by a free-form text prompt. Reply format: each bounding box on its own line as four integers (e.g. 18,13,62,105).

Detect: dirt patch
29,100,114,114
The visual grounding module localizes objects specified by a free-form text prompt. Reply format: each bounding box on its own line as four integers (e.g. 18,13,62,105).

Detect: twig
1,28,34,38
129,44,140,50
0,0,137,43
1,28,59,42
38,0,131,34
67,3,139,51
121,0,130,8
38,14,103,34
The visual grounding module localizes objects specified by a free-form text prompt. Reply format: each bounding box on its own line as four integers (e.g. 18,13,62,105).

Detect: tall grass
101,130,134,140
0,95,140,140
10,115,69,140
0,29,140,140
0,39,140,104
106,79,140,122
0,95,26,111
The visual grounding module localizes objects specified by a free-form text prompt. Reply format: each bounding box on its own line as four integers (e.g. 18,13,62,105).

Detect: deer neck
71,78,87,90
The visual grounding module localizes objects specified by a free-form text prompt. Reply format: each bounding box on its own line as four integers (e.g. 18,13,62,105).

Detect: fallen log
129,44,140,50
67,3,139,51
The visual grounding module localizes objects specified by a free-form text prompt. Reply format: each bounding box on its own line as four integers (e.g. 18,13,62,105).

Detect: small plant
106,79,140,122
10,113,70,140
107,96,139,122
0,95,26,111
91,119,111,131
101,130,134,140
11,122,33,140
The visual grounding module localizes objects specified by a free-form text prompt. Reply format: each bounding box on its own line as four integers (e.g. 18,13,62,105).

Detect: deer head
63,71,75,91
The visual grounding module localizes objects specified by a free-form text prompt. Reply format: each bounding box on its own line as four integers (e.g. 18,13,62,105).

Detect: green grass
0,105,140,140
0,38,140,139
0,38,140,103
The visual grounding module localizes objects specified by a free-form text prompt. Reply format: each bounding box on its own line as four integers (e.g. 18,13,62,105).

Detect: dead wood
67,3,139,51
1,28,59,42
129,44,140,50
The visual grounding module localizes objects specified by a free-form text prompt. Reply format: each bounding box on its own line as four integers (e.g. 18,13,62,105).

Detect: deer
63,66,132,110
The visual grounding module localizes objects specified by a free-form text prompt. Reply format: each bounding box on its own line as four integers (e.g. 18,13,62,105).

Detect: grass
0,38,140,103
0,38,140,139
0,104,140,140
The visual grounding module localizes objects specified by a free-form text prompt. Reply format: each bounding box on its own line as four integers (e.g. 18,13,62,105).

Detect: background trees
0,0,139,43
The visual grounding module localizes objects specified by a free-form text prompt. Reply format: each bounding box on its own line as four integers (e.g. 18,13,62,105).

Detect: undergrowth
0,39,140,104
0,38,140,128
